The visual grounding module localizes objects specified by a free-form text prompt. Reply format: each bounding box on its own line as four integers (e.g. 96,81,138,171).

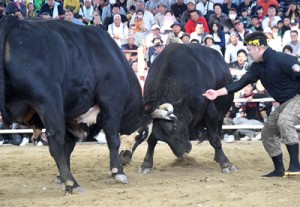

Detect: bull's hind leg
205,102,237,173
139,134,158,174
36,102,81,195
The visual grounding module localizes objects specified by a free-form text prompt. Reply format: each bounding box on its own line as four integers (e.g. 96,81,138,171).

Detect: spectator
129,0,155,37
238,0,257,17
210,21,226,54
145,0,162,15
147,36,164,66
255,6,264,26
14,8,24,20
104,3,128,29
127,0,138,11
166,21,184,44
117,0,128,13
240,8,251,28
190,22,207,44
234,18,252,41
223,7,239,34
248,15,263,32
63,0,80,15
145,24,162,49
203,34,223,56
282,20,300,46
185,9,209,35
282,44,293,55
101,0,126,23
224,31,247,63
171,0,187,22
34,0,44,14
6,0,26,17
285,2,299,22
268,26,282,52
181,32,191,43
150,42,165,65
27,3,37,18
0,122,29,146
281,16,291,37
161,10,176,34
257,0,279,17
286,30,300,58
261,5,281,30
190,38,200,43
127,5,136,23
39,0,65,19
89,10,106,30
196,0,214,22
93,0,106,17
108,14,128,46
222,0,239,16
65,8,85,25
0,3,6,20
41,11,52,19
154,2,168,28
180,0,202,28
230,49,249,80
121,34,139,61
79,0,94,25
208,3,228,29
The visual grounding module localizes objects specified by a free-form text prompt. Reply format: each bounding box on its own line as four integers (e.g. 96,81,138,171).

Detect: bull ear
143,100,158,114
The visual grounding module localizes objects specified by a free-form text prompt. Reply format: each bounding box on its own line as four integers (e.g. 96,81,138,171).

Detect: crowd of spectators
0,0,299,145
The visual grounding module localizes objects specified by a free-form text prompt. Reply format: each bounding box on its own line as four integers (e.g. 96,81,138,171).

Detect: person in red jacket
185,9,209,35
258,0,279,17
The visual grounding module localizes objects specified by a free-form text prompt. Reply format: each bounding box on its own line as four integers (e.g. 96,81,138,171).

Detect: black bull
140,43,237,173
0,16,160,193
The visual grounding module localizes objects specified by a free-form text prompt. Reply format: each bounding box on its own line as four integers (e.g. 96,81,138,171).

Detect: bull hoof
55,175,61,184
115,174,129,184
221,165,238,174
61,181,83,195
138,167,152,174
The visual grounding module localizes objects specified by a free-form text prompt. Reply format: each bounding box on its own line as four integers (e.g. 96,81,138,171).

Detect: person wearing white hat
204,34,223,56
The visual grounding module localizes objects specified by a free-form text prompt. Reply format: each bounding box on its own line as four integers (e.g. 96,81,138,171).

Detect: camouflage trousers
262,94,300,157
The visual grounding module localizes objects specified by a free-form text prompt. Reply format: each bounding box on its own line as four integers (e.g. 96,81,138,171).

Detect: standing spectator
248,15,263,32
171,0,187,22
257,0,279,17
79,0,94,25
166,21,184,44
180,0,202,28
287,30,300,58
108,14,129,47
145,0,162,15
130,1,155,37
27,3,37,18
6,0,26,17
222,0,239,16
208,3,228,29
196,0,214,21
203,31,300,177
261,5,281,30
224,31,247,63
210,21,226,54
39,0,65,19
185,9,209,34
63,0,80,15
190,22,207,43
64,8,85,25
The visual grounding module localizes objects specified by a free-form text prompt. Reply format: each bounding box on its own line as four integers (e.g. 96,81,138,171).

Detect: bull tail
0,16,19,123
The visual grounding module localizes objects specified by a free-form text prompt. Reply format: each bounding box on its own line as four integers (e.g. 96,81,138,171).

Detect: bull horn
151,103,175,120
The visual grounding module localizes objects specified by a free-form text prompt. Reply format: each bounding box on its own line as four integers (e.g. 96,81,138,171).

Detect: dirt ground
0,141,299,207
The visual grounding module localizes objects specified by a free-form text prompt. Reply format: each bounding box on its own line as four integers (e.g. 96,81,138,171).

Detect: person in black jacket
203,31,300,177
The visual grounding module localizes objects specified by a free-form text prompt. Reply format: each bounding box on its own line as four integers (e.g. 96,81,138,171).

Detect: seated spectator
41,12,52,19
0,3,6,20
181,32,190,43
166,21,184,44
262,6,281,30
282,20,300,46
222,0,239,16
208,3,228,29
79,0,94,25
285,2,299,23
240,8,251,28
257,0,279,17
282,44,293,55
190,39,200,43
63,0,80,15
224,31,247,63
203,34,223,56
223,7,238,34
180,0,202,28
121,34,139,62
127,5,136,23
171,0,187,22
145,0,162,15
190,22,208,44
6,0,26,17
131,60,145,89
185,9,209,35
161,10,176,34
150,42,165,65
104,3,128,30
234,18,252,41
210,21,226,54
27,3,37,18
230,49,249,80
108,14,129,47
248,15,263,32
255,6,264,26
89,10,106,30
286,30,300,58
14,8,24,20
238,0,257,17
65,9,85,25
147,36,164,66
0,122,29,146
39,0,65,19
281,16,291,37
145,24,162,50
102,0,126,24
154,2,168,28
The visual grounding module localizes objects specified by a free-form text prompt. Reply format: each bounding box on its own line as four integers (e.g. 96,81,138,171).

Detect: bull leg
36,103,81,195
205,102,237,173
139,134,158,174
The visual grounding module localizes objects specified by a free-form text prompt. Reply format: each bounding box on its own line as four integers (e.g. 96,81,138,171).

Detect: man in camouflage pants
203,31,300,177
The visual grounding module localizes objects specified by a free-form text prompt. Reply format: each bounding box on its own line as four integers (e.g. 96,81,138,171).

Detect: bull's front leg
139,134,158,174
205,103,237,173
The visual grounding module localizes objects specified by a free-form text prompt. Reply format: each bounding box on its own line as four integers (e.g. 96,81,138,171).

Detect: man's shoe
19,137,29,146
0,139,4,146
286,144,300,173
262,154,285,178
262,170,285,177
226,135,235,143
